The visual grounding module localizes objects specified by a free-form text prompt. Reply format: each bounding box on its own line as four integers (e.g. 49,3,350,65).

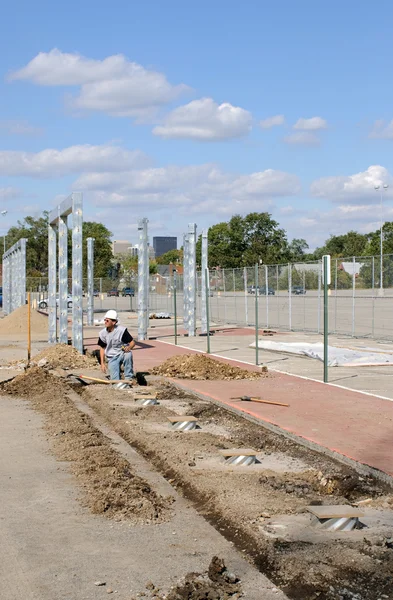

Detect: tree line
3,211,393,282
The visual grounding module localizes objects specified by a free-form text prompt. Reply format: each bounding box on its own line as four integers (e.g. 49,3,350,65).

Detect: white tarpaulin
249,340,393,367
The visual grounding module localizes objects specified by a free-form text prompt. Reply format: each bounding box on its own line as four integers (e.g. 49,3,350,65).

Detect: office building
112,240,131,255
153,236,177,257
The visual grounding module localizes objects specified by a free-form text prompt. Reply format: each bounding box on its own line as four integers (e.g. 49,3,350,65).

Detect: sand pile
32,344,97,369
0,304,48,334
134,557,243,599
151,354,267,380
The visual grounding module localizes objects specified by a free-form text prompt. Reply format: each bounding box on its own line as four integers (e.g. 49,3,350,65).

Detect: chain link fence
4,253,393,340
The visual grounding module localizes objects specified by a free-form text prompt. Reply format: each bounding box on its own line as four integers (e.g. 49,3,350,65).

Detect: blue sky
1,0,393,250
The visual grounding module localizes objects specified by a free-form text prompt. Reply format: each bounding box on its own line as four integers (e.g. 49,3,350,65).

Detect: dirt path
0,393,283,600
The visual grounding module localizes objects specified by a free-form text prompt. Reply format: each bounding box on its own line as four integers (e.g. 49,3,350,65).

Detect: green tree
314,231,369,259
288,238,309,262
82,221,113,278
5,213,113,278
197,213,289,269
156,249,183,265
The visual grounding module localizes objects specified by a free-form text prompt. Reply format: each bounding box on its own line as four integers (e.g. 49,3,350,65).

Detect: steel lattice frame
201,229,208,334
87,237,94,326
137,218,149,340
2,238,27,315
48,192,83,353
187,223,197,336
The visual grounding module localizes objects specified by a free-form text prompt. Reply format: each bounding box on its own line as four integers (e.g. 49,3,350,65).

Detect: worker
98,309,136,381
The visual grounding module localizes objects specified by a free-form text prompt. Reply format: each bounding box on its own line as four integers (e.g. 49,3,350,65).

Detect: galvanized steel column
201,229,208,334
138,218,149,340
71,192,83,354
19,238,26,307
48,224,57,344
87,237,94,326
58,215,68,344
183,234,189,330
187,223,196,336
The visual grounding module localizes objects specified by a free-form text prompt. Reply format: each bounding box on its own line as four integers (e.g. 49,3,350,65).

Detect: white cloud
310,165,392,202
0,187,21,200
0,120,43,136
369,119,393,140
9,49,190,119
0,144,151,177
284,131,320,146
293,116,328,130
259,115,285,129
152,98,252,141
74,164,300,215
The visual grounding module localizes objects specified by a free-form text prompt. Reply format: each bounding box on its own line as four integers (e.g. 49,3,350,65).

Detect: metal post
334,258,338,333
223,270,227,322
317,264,321,334
20,238,26,308
276,264,280,329
352,256,356,337
288,263,292,331
323,255,329,383
138,218,149,340
183,234,189,331
58,215,68,344
205,268,211,353
188,223,197,336
255,263,259,365
71,192,83,353
265,265,269,328
303,269,306,331
87,237,94,326
372,256,375,337
173,271,178,344
233,268,237,324
244,267,248,326
201,229,208,334
48,224,57,343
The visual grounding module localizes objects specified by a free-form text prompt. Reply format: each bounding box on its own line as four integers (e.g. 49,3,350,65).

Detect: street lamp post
374,184,389,296
1,210,8,255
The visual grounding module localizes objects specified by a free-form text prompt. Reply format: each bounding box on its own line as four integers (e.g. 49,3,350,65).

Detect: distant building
112,240,131,255
148,244,155,260
153,236,177,257
129,245,138,257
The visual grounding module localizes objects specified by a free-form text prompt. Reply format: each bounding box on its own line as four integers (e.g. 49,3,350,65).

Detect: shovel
230,395,289,407
75,374,132,385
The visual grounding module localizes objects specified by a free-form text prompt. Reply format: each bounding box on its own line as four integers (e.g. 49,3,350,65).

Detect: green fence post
323,255,330,383
206,268,211,354
255,263,259,365
173,270,178,345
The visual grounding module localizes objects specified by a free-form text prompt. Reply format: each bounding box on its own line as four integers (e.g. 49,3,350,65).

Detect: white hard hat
104,309,118,321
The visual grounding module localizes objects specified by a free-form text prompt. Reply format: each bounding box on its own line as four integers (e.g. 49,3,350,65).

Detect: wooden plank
306,505,364,519
218,449,256,457
167,416,198,423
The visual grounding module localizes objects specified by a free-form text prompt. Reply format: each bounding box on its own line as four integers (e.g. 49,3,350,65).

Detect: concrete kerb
153,375,393,488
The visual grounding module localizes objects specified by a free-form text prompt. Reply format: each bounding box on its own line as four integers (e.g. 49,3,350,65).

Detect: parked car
38,295,73,309
291,286,306,295
248,286,275,295
107,288,119,297
121,287,135,297
197,289,214,297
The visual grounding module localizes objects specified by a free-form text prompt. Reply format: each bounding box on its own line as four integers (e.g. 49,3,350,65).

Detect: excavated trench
2,368,393,599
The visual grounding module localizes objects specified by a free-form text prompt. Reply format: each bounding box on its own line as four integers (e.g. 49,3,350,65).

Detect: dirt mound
135,557,243,599
32,344,97,369
151,354,267,380
3,365,63,396
2,367,172,523
0,304,48,334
